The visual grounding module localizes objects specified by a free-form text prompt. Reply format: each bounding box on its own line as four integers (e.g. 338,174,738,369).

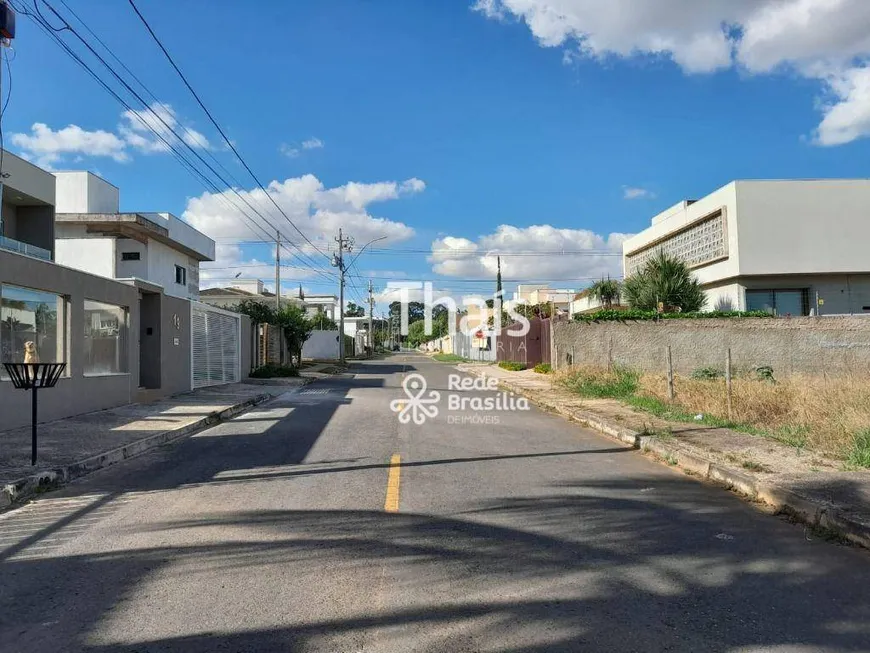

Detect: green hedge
573,309,772,323
250,364,300,378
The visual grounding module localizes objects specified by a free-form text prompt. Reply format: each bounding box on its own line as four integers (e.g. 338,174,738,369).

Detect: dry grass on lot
558,365,870,460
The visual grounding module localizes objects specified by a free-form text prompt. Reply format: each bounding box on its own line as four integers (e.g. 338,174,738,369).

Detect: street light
347,235,387,269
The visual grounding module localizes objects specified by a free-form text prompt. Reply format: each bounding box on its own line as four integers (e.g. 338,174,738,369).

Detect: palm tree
589,278,621,309
623,251,706,313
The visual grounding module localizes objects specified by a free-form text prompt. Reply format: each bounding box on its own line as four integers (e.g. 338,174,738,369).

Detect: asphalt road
1,353,869,652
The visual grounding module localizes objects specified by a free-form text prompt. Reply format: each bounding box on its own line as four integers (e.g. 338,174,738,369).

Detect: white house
53,171,215,300
506,285,575,314
622,180,870,316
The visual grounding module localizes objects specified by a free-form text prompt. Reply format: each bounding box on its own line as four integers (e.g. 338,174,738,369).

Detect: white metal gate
191,302,241,388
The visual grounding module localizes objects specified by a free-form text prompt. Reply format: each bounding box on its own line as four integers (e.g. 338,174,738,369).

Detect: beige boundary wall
552,316,870,377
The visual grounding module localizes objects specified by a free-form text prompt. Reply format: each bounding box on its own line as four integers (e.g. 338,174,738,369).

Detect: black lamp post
3,363,66,465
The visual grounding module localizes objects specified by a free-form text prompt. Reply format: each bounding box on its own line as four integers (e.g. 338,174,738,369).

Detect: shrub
533,363,552,374
573,309,771,323
755,366,776,383
498,361,527,371
691,366,724,380
847,430,870,469
559,365,640,399
622,251,706,313
250,364,299,378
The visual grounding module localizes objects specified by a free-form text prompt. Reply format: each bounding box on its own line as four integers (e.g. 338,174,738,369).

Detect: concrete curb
0,392,275,511
464,367,870,551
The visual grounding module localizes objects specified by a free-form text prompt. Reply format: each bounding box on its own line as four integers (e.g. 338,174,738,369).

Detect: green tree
311,308,338,331
275,305,314,367
512,302,552,320
406,320,427,348
388,301,424,323
344,302,366,317
232,299,276,326
589,278,622,309
622,251,706,313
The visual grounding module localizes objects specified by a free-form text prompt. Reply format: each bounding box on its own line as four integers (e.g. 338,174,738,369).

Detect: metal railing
0,235,52,261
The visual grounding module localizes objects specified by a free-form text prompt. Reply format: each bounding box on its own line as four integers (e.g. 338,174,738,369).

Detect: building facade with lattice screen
623,180,870,316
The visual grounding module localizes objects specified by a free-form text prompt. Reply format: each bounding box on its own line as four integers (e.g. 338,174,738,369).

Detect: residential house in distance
300,293,339,321
623,180,870,315
53,171,215,300
199,280,301,311
507,285,575,314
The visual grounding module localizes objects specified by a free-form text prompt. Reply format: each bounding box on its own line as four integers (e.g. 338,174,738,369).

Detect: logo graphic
390,373,441,425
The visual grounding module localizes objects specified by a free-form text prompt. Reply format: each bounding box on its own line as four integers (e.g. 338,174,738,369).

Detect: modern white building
53,172,215,300
622,180,870,316
301,293,338,320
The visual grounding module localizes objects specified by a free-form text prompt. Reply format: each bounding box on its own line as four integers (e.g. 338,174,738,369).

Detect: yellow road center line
384,454,401,513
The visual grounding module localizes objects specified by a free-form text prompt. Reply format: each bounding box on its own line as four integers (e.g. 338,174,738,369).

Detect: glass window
175,265,186,285
746,289,809,316
1,285,66,375
84,300,129,375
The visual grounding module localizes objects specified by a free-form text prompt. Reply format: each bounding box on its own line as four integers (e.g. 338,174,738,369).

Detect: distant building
199,280,303,311
53,171,215,300
570,287,625,315
623,180,870,315
301,293,338,320
507,285,575,314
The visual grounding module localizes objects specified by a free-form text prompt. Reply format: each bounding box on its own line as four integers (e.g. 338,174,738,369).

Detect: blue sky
7,0,870,308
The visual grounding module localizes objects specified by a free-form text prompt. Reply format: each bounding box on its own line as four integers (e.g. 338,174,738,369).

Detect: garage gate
191,302,241,388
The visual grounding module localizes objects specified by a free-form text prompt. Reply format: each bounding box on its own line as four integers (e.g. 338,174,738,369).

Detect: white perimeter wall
303,330,340,360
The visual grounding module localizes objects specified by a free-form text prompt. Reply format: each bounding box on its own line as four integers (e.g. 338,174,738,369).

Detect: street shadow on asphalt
3,475,870,652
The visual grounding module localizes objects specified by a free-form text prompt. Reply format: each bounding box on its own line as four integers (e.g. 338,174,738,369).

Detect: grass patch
533,363,552,374
558,363,870,460
847,429,870,469
250,364,299,378
432,353,470,363
558,365,639,399
498,361,527,372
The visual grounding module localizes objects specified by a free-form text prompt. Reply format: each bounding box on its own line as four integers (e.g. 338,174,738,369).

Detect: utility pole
367,279,375,355
275,229,281,311
332,228,353,363
0,1,16,238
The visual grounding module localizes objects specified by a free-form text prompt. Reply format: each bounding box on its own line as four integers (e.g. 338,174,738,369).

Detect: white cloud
184,174,420,265
429,224,630,282
280,137,325,158
120,102,211,153
12,103,211,169
623,186,655,200
11,123,129,169
473,0,870,144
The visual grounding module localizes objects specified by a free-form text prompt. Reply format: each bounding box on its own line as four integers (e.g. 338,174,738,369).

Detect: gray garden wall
552,316,870,377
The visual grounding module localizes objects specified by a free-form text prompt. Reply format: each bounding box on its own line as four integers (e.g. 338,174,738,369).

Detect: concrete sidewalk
458,363,870,550
0,381,307,509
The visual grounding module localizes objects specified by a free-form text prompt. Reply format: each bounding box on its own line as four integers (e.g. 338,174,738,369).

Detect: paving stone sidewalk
458,363,870,548
0,381,306,505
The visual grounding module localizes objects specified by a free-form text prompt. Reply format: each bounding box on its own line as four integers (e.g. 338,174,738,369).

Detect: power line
126,0,330,261
14,0,335,282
